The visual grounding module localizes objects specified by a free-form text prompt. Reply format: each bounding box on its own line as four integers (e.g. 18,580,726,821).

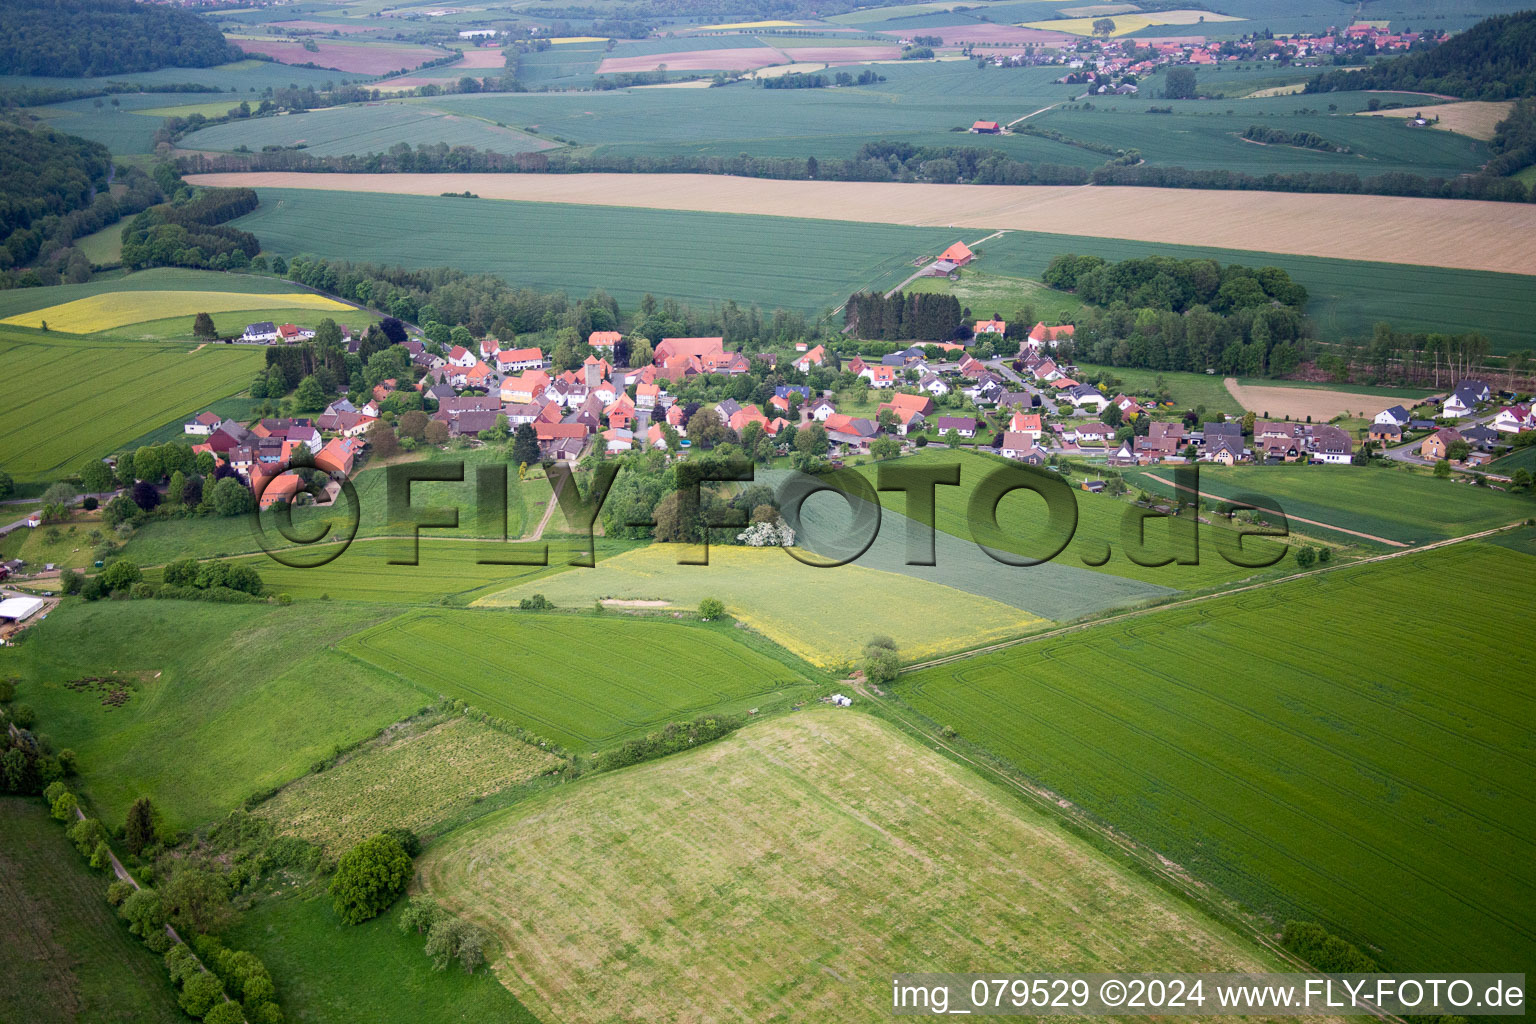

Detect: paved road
1378,409,1513,478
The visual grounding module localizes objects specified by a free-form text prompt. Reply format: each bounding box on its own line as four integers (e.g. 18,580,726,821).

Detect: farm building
0,596,45,624
936,241,974,267
971,120,1001,134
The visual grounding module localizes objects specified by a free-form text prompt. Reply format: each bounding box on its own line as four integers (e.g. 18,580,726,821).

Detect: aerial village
155,238,1530,519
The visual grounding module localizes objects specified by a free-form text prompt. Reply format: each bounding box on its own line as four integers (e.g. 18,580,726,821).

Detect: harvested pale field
1059,3,1140,15
420,711,1314,1024
1224,379,1387,421
597,47,788,73
1024,10,1240,35
1246,83,1307,98
232,38,445,75
1354,100,1515,141
894,22,1076,45
270,20,382,34
781,45,901,61
454,48,507,68
188,171,1536,276
695,19,803,29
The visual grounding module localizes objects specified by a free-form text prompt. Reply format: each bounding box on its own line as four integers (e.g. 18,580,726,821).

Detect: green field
898,540,1536,971
255,715,561,853
839,450,1294,593
421,711,1290,1024
73,220,125,265
340,608,822,751
0,798,184,1024
233,187,958,313
1033,101,1488,179
0,333,263,482
1074,363,1246,416
106,306,378,342
1131,463,1532,545
6,601,424,830
178,102,555,157
227,891,540,1024
477,542,1048,666
1491,444,1536,474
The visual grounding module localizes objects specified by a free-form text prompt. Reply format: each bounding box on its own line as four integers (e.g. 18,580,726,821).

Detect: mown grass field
341,608,822,752
227,891,540,1024
219,538,571,605
421,711,1290,1024
6,601,424,830
233,187,957,313
0,333,263,481
1491,445,1536,474
898,540,1536,971
1131,463,1531,546
907,269,1090,326
125,446,550,565
178,102,556,157
255,716,561,853
0,798,184,1024
1,290,351,333
477,542,1046,666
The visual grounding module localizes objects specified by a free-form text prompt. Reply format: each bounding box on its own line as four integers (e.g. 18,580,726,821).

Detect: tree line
843,291,965,341
1307,11,1536,100
1241,124,1344,152
0,0,238,77
1044,255,1311,376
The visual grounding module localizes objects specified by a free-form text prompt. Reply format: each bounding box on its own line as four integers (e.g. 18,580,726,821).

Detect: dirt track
186,172,1536,276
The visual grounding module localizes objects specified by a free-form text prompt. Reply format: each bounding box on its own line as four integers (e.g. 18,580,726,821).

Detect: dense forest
1307,11,1536,100
0,123,111,270
843,292,965,342
1043,255,1311,376
0,0,237,77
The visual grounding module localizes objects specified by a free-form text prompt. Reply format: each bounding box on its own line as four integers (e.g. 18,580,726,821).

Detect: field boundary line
1142,472,1408,547
902,519,1523,673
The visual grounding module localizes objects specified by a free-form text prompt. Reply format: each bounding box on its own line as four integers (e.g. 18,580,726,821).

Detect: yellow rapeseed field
2,290,352,333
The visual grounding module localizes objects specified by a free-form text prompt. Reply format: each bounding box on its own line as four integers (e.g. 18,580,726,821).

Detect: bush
699,597,725,620
82,496,98,511
66,816,108,857
177,969,223,1018
517,593,553,611
1280,920,1379,973
329,833,413,924
590,715,741,773
862,637,899,685
99,559,143,591
9,703,35,729
204,1003,245,1024
106,879,135,906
